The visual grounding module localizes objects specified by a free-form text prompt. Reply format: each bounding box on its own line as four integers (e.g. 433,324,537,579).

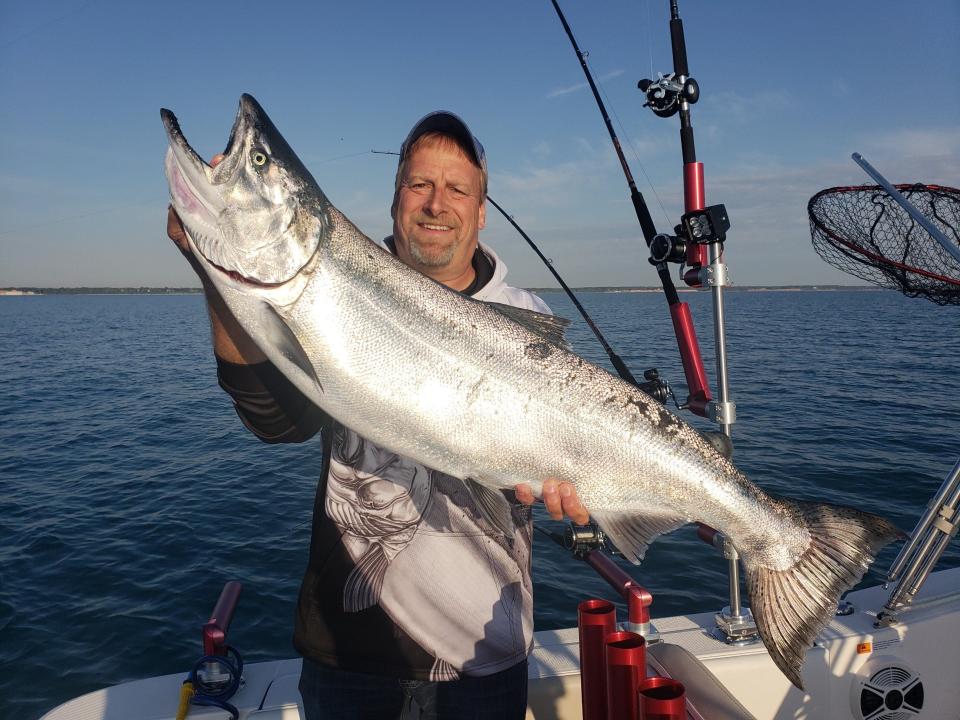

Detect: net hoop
808,183,960,305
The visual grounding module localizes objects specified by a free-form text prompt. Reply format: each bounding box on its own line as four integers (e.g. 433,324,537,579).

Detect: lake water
1,289,958,718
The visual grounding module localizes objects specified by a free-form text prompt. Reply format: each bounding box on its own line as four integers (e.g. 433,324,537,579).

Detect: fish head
161,93,329,287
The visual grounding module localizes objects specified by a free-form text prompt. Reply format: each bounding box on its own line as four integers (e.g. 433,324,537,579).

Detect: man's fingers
166,206,189,251
513,478,590,524
515,483,535,506
559,482,590,525
542,479,562,521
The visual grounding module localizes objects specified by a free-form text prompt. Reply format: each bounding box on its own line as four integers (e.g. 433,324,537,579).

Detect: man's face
392,137,486,286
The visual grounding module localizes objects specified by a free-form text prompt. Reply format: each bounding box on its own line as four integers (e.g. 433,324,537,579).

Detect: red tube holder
605,631,646,720
578,599,617,720
639,675,687,719
202,581,243,657
583,551,653,628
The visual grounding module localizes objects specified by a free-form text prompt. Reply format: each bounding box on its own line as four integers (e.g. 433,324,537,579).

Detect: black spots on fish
655,407,685,434
626,397,650,413
524,341,552,360
626,395,683,433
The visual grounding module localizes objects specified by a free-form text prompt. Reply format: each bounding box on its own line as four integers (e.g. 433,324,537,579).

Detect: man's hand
515,479,589,525
166,205,190,254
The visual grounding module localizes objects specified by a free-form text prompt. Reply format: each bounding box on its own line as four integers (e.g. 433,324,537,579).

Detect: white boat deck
41,567,960,720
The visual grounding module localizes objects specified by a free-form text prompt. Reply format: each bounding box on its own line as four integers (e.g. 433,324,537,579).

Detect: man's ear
478,198,486,230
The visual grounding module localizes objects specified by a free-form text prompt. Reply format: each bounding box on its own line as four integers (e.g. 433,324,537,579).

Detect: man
167,111,587,719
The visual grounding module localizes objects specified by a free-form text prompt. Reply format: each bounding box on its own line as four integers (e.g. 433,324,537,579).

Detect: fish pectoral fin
464,478,517,539
590,509,689,565
257,303,324,395
484,303,571,350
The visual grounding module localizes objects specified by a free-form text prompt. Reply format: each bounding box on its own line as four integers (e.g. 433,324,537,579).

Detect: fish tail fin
742,500,900,690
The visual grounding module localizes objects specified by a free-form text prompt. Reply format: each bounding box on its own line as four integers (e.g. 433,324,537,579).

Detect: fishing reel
649,205,731,265
635,368,673,405
564,522,621,558
638,72,699,118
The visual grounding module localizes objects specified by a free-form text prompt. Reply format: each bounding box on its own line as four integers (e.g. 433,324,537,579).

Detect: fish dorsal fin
486,303,571,350
464,478,516,539
590,509,690,565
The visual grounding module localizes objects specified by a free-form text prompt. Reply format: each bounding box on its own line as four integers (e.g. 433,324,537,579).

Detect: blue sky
1,0,957,288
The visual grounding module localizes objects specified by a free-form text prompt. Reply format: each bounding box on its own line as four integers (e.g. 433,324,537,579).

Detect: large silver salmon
161,94,898,689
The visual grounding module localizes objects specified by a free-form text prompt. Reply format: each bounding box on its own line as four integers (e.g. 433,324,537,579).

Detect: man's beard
408,235,460,268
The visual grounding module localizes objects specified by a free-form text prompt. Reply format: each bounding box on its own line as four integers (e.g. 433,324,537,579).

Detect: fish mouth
162,94,325,289
160,94,262,190
162,96,294,288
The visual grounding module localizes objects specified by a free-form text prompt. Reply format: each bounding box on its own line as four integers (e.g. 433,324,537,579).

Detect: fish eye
251,150,268,166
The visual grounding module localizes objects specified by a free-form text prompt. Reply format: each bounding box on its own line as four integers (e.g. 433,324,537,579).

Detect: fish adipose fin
743,500,900,690
590,509,690,565
464,478,517,539
485,303,571,350
343,543,389,612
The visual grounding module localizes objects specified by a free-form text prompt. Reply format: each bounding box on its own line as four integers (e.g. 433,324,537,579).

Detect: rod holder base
714,606,759,645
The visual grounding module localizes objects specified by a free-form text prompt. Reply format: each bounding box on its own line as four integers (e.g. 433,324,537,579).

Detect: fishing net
808,184,960,305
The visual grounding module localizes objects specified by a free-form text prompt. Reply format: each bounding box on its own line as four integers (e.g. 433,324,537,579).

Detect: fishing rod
485,195,671,403
549,0,717,422
551,0,752,644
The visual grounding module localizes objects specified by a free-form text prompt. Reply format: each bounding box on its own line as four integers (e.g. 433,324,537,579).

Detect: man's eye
450,187,468,197
407,182,430,193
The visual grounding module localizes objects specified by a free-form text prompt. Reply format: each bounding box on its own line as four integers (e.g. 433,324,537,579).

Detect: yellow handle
175,681,195,720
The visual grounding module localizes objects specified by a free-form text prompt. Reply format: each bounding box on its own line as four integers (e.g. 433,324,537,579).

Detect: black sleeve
216,356,329,443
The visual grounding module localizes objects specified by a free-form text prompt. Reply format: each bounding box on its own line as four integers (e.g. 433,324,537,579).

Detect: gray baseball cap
399,111,487,186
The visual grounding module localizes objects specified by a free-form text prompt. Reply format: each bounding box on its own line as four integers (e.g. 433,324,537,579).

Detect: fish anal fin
343,543,389,612
590,509,689,565
485,303,571,350
464,478,516,539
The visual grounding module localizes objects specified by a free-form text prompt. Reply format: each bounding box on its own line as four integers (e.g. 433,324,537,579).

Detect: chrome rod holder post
887,458,960,583
879,458,960,624
701,242,752,640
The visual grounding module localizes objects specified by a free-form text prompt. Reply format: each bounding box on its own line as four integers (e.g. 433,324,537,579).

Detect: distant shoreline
0,285,881,296
529,285,880,293
0,287,204,296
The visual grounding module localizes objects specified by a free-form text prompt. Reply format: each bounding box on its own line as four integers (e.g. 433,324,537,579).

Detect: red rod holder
578,599,617,720
605,631,646,720
668,303,712,417
584,551,653,627
696,522,718,546
683,162,707,286
202,581,243,657
639,676,687,719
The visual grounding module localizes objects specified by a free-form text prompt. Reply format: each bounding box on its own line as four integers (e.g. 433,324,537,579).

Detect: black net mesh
808,184,960,305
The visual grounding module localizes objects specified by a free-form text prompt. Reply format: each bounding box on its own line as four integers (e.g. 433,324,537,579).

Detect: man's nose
423,186,447,215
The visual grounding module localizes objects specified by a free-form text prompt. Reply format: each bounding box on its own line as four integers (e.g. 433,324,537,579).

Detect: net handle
852,152,960,264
